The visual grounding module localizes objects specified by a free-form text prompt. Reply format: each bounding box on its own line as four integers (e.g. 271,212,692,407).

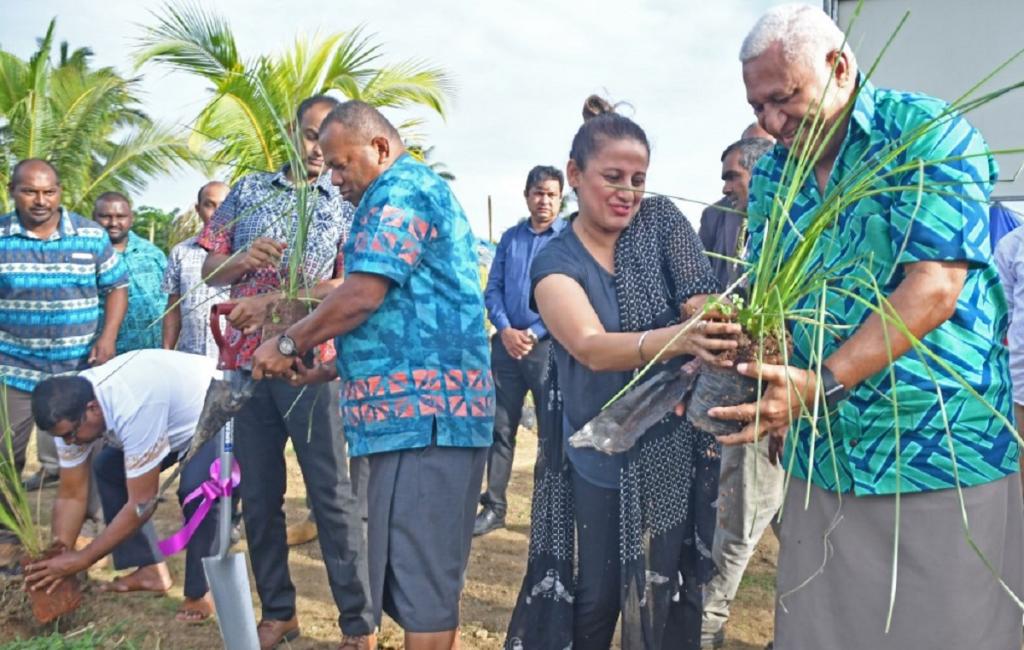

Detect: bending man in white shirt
24,349,227,623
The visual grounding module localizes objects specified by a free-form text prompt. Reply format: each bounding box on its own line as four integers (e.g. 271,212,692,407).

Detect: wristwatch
526,329,539,344
818,366,850,411
277,334,298,357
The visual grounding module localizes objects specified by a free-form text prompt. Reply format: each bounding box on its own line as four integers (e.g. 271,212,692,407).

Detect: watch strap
818,366,849,411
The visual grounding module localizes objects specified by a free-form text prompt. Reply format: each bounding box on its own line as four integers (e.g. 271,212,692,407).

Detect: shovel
202,424,260,650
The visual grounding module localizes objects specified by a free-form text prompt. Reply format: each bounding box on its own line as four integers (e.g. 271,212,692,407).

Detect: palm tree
0,19,190,214
135,2,456,181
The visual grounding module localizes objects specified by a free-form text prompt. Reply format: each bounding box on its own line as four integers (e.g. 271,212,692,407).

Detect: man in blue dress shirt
475,166,564,536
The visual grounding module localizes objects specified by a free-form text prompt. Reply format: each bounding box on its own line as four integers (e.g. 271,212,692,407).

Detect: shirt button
849,439,859,448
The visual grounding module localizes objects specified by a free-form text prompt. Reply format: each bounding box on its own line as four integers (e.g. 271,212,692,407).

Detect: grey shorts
367,444,487,632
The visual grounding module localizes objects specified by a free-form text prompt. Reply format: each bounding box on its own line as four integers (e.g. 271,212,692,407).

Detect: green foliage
0,387,44,558
0,623,141,649
135,1,455,181
0,19,190,215
130,205,181,254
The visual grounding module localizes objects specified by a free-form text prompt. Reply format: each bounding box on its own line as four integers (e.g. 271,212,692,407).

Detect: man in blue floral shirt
253,101,494,650
93,192,167,353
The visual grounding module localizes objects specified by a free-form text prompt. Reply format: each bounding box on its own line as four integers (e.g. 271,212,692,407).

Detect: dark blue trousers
93,433,224,599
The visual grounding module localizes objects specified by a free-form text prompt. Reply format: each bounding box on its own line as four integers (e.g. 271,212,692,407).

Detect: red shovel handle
210,302,245,370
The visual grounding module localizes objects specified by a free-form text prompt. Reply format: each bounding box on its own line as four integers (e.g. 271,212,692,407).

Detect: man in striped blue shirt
0,159,127,569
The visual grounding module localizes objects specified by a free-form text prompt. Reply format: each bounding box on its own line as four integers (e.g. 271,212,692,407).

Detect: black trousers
93,433,222,599
233,377,373,635
481,335,551,518
571,469,704,649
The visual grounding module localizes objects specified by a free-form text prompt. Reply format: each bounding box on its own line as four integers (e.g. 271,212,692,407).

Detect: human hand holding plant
710,362,819,448
241,237,286,272
666,317,742,366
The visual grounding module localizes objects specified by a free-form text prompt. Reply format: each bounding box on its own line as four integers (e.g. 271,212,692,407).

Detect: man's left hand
709,362,819,446
24,549,89,594
251,336,297,381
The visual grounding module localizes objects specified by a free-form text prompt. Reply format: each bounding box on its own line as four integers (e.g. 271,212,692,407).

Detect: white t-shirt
56,349,221,478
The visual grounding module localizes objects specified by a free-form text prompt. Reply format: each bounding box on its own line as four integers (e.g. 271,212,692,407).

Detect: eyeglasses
55,414,86,445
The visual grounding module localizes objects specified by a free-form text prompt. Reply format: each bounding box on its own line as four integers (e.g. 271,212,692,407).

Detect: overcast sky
2,0,797,238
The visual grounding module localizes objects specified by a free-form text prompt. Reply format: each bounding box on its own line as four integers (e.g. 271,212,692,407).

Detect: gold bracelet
637,330,651,364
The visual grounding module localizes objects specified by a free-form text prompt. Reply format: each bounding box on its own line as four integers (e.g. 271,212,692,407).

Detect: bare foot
99,563,172,593
176,595,214,623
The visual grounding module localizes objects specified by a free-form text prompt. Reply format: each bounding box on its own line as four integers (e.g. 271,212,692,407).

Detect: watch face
278,335,296,356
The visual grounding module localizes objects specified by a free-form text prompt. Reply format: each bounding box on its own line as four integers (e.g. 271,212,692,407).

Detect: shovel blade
202,553,260,650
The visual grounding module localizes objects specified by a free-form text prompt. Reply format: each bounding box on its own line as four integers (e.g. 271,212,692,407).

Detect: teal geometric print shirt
747,80,1018,496
337,153,495,457
103,232,167,353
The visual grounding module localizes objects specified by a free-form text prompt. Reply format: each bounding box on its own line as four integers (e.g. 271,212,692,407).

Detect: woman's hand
667,317,741,365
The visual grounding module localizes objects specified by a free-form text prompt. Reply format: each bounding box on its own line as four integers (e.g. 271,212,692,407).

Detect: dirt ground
1,431,776,649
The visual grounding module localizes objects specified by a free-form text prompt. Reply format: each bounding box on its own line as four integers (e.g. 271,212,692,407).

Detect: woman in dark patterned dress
505,98,738,649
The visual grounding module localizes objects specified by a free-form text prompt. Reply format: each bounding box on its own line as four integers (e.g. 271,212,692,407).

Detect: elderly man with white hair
709,4,1023,649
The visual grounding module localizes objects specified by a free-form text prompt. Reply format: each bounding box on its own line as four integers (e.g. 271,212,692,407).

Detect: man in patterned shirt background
94,191,167,354
197,95,372,650
0,159,127,570
162,181,231,358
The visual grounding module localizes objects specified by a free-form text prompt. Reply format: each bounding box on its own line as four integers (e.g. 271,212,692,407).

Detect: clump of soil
720,329,789,365
262,298,310,339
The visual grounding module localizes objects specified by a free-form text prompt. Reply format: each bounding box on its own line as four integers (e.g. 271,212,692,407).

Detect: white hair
740,3,856,75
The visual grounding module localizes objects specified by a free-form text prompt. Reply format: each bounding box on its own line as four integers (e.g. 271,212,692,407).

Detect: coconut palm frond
134,1,241,80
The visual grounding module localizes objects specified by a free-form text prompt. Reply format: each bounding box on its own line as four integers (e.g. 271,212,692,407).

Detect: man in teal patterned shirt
252,100,493,650
710,5,1022,649
94,192,167,352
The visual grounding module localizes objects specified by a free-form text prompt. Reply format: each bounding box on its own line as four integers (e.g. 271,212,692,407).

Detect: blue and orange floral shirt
337,153,494,456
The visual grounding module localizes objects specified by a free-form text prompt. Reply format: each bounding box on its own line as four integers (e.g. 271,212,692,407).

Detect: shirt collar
1,207,76,240
523,217,566,236
271,164,336,197
848,76,877,138
122,231,143,253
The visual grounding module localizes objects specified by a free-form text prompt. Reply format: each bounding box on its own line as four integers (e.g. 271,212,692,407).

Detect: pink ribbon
157,458,240,556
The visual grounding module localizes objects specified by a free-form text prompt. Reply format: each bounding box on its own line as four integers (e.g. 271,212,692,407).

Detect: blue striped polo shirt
0,209,128,391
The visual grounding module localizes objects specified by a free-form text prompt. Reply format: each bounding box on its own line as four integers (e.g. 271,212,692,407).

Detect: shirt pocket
65,251,98,288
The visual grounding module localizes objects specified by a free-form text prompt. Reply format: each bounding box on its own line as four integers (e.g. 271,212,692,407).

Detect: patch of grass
0,622,144,649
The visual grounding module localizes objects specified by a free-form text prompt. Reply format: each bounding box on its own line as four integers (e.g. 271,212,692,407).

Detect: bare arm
250,272,392,380
50,464,90,549
78,467,159,565
27,463,160,592
201,237,285,287
825,260,967,388
713,260,970,444
286,273,390,354
534,274,739,373
90,287,127,364
162,294,182,350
